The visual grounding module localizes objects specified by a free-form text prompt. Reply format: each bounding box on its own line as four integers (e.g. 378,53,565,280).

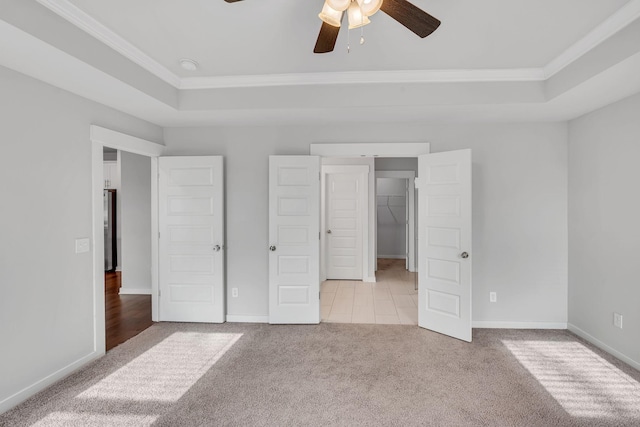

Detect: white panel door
325,168,366,280
159,156,225,323
269,156,320,324
417,150,472,342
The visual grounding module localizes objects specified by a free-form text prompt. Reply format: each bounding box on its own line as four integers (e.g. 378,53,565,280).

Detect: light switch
75,238,90,254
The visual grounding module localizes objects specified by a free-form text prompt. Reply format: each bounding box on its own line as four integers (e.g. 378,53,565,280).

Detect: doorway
91,125,164,356
269,143,473,341
320,166,418,325
102,147,153,351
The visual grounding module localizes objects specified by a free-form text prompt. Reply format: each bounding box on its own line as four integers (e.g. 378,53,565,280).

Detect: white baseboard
119,288,152,295
568,323,640,371
226,315,269,323
363,276,377,283
115,267,122,272
472,321,568,329
0,351,102,414
377,255,406,259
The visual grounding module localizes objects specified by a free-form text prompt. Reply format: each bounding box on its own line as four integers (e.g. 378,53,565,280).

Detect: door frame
321,164,370,282
90,125,164,355
375,171,416,272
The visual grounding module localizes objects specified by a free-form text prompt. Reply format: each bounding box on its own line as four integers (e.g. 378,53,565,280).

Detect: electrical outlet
489,292,497,303
614,313,623,329
75,238,90,254
232,288,239,298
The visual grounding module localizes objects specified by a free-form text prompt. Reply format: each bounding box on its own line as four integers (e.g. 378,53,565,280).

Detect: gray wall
120,151,152,293
568,92,640,367
163,122,569,325
0,65,162,412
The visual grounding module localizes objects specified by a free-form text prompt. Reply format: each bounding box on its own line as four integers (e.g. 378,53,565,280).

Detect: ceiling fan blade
224,0,244,3
314,22,341,54
380,0,441,38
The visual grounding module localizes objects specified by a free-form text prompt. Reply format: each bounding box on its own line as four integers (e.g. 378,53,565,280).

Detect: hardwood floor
105,272,153,352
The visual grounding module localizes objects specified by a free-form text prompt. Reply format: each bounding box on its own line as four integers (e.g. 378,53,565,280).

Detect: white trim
544,0,640,78
150,158,159,322
311,143,430,158
91,141,106,356
377,254,406,259
472,321,568,329
363,276,377,283
90,126,165,157
0,351,101,414
226,315,269,323
119,288,152,295
568,323,640,371
180,68,545,89
91,128,164,353
36,0,181,88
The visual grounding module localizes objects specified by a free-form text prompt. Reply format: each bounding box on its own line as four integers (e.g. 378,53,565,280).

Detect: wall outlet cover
75,238,90,254
613,313,623,329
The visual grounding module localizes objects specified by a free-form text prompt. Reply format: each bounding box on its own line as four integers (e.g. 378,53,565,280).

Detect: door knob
460,252,469,259
269,245,276,251
213,245,221,252
327,230,332,234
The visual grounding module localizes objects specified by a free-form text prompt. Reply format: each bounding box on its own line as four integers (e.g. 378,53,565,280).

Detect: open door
269,156,320,324
417,150,472,342
158,156,225,322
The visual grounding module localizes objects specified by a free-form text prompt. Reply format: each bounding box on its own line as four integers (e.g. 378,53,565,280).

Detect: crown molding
178,68,545,89
36,0,181,88
37,0,640,90
544,0,640,78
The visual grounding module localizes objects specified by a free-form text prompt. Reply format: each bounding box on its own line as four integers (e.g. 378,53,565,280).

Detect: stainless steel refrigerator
104,189,117,271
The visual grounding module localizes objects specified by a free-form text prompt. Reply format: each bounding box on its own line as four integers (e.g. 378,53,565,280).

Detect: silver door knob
269,245,276,251
460,252,469,259
327,230,332,234
213,245,221,252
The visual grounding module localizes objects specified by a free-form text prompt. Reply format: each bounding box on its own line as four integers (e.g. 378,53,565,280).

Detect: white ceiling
67,0,629,77
1,0,640,126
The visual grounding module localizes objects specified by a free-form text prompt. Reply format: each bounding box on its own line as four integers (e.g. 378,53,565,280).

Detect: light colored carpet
2,323,640,426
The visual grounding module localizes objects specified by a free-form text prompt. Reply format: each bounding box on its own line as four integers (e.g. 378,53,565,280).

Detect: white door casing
406,180,410,269
158,156,225,323
324,166,369,280
269,156,321,324
417,150,472,342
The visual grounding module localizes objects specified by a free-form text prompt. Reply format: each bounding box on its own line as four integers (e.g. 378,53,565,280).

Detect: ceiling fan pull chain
347,28,351,53
360,26,365,45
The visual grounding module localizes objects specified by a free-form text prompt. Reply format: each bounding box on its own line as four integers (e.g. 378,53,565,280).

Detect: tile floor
321,258,418,325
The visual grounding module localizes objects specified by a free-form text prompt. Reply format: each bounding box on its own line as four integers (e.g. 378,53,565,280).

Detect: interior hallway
321,258,418,325
105,272,153,351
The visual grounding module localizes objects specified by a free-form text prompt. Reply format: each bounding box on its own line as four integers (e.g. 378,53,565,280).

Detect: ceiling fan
223,0,441,54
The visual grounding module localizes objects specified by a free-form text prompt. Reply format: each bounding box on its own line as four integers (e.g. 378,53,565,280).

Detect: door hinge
158,289,161,297
158,232,161,239
319,231,321,240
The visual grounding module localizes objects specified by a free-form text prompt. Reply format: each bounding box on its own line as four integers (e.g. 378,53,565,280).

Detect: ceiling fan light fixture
347,2,370,29
318,3,342,27
357,0,383,17
326,0,351,12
